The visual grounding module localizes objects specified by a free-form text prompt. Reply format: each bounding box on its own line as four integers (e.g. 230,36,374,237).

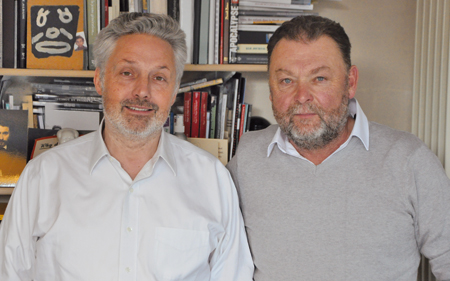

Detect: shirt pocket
154,227,211,281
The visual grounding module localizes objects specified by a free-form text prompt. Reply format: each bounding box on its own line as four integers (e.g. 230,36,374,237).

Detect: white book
180,0,195,64
198,0,210,64
238,24,281,32
239,1,313,10
208,0,216,64
44,103,100,131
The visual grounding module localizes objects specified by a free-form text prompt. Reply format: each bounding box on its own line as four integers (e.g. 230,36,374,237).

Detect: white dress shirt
0,125,254,281
268,98,370,162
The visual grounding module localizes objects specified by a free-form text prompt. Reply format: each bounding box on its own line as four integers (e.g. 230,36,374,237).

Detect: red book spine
239,103,246,140
199,92,209,138
183,92,192,137
191,91,201,138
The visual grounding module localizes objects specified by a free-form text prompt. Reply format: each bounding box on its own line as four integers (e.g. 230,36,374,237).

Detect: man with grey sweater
227,15,450,280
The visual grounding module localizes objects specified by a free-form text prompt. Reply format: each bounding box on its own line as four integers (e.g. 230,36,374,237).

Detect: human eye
316,76,325,82
281,78,292,84
155,76,166,82
120,71,133,77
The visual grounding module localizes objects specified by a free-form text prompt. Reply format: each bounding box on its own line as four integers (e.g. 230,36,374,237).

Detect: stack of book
180,72,252,161
234,0,317,64
30,78,102,130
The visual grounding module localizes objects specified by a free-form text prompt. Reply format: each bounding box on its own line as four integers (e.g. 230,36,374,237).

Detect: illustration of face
0,125,10,149
30,5,80,58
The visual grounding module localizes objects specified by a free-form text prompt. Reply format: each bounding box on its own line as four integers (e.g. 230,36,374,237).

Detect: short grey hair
93,12,187,85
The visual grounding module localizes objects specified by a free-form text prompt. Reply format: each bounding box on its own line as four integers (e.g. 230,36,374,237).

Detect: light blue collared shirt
267,98,370,164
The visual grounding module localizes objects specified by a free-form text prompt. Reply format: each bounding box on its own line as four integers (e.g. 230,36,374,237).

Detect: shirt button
129,188,134,193
125,267,131,273
127,227,132,232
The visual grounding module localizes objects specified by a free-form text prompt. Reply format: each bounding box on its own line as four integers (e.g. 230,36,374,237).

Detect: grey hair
93,12,187,85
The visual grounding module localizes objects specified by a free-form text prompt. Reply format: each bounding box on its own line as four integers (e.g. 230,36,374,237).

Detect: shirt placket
119,182,140,280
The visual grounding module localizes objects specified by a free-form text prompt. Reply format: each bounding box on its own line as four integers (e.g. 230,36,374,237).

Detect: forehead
0,125,9,132
270,36,345,70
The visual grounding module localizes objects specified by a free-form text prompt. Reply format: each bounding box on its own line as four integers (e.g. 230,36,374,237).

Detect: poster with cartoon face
30,5,80,58
27,0,85,70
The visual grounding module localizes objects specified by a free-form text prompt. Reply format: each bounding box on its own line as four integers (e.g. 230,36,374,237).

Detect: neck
292,116,355,165
103,121,161,180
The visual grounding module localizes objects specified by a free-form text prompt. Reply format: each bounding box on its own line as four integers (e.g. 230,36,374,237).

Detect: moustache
120,99,159,111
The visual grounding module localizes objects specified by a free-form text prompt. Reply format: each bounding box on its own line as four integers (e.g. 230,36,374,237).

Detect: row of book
0,0,317,70
181,73,252,160
0,71,252,160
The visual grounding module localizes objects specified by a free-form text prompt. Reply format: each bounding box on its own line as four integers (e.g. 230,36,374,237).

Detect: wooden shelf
0,64,267,78
0,188,13,196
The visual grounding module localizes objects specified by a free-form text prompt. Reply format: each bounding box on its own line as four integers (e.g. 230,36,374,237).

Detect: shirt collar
89,120,177,176
267,98,370,158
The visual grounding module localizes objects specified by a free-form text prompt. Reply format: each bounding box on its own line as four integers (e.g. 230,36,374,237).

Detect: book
238,24,280,32
198,0,210,65
234,53,267,64
222,0,230,64
187,138,228,165
31,82,97,95
238,15,293,25
219,0,225,64
239,7,317,17
34,93,102,103
179,0,194,64
228,0,239,64
199,91,208,138
237,30,273,44
44,103,100,130
18,0,27,68
209,86,220,138
2,0,17,68
213,0,220,64
177,78,223,93
0,109,28,187
183,92,192,137
190,91,201,138
208,0,216,64
239,1,313,10
167,0,179,21
237,44,267,54
86,0,98,70
192,0,201,64
27,0,85,70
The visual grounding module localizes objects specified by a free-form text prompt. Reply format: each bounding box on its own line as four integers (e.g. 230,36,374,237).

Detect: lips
126,106,153,112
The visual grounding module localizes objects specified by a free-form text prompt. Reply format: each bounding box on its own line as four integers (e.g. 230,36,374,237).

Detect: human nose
133,76,150,99
294,82,313,104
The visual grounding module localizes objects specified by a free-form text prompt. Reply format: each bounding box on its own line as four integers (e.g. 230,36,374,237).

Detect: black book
18,0,27,68
192,0,202,64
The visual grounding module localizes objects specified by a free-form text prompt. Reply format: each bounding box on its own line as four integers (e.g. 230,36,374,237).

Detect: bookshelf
0,64,268,196
0,64,267,78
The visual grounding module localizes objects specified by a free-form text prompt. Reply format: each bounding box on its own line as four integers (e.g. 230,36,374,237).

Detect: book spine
229,0,239,64
177,78,223,93
219,93,228,139
214,0,220,64
234,53,267,64
219,0,225,64
183,92,192,137
18,0,26,68
87,0,99,70
198,0,209,65
222,0,230,64
239,1,314,10
239,103,246,140
3,0,15,68
209,93,217,138
199,91,208,138
191,91,201,138
192,0,201,64
237,44,267,54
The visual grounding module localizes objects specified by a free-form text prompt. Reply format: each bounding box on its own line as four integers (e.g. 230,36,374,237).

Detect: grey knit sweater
227,123,450,281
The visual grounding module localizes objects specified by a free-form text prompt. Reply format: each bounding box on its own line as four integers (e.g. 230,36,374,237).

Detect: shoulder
369,122,424,150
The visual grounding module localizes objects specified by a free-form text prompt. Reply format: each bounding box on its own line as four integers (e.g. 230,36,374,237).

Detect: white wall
243,0,417,132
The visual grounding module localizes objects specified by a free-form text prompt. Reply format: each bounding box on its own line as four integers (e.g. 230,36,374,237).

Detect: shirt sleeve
0,164,39,280
209,161,254,281
411,145,450,280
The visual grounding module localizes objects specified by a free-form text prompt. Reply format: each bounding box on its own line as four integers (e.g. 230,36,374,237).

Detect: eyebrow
275,65,331,76
114,59,171,71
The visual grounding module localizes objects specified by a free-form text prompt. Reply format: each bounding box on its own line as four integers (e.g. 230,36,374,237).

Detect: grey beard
275,96,350,151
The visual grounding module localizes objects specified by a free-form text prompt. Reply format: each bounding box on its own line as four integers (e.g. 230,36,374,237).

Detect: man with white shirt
227,15,450,280
0,13,253,280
